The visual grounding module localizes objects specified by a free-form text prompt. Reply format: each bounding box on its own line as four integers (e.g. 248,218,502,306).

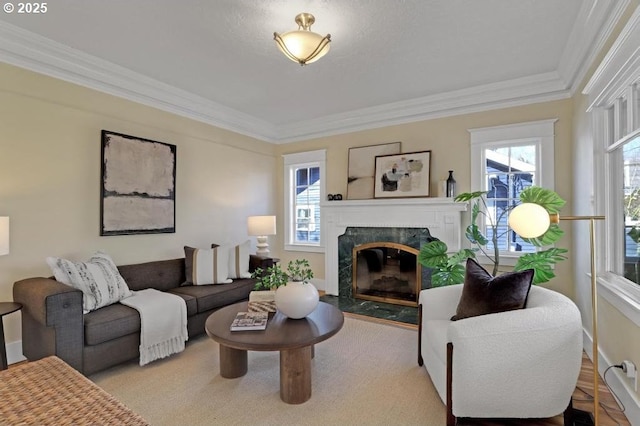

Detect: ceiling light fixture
274,13,331,66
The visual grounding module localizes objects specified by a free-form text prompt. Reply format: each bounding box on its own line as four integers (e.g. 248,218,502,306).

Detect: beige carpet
91,317,445,425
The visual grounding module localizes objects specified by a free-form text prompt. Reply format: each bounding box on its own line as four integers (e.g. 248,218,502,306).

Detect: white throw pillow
185,246,233,285
46,251,132,313
227,240,252,279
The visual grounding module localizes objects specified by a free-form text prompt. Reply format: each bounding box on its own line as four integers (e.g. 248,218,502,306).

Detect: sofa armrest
418,285,462,321
13,277,84,372
249,255,276,273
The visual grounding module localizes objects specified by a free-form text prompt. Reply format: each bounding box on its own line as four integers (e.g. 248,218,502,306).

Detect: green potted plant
252,263,289,291
285,259,314,282
419,186,568,286
249,264,289,312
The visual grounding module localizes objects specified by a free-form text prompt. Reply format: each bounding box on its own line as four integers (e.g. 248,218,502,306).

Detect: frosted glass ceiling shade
0,217,9,256
274,13,331,65
508,203,550,238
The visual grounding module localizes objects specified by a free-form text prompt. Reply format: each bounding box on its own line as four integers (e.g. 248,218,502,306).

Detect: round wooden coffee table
205,301,344,404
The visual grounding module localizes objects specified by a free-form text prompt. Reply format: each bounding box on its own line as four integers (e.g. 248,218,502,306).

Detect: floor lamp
510,204,605,425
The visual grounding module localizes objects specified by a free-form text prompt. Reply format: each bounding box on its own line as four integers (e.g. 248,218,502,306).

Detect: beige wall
0,63,277,348
274,99,575,298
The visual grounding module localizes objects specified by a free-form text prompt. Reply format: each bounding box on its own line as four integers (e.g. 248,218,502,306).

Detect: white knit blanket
120,289,188,366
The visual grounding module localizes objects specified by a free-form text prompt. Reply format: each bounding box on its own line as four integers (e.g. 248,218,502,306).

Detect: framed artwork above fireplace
374,150,431,198
347,142,401,200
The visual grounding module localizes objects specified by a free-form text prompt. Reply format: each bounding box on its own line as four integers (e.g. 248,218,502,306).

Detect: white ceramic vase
275,281,320,319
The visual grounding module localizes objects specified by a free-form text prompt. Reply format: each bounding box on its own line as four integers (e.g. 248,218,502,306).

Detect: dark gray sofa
13,255,274,375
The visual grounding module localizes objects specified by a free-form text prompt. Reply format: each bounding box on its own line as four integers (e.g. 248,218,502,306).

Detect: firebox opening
352,242,421,307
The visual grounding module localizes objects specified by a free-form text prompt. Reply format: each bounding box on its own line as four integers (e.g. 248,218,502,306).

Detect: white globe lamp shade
509,203,550,238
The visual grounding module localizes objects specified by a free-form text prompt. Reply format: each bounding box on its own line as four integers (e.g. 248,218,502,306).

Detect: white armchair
418,284,583,425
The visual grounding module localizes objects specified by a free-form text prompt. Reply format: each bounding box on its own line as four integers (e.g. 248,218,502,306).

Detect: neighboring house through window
283,150,326,252
468,119,556,265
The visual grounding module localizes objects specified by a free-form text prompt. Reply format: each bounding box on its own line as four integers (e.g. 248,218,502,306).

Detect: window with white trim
469,120,556,263
283,150,326,252
582,6,640,324
602,88,640,287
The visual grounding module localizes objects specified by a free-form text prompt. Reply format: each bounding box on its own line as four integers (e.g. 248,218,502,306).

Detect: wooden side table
0,302,22,370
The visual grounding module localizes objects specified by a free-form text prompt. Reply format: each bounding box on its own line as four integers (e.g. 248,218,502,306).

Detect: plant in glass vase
418,186,568,286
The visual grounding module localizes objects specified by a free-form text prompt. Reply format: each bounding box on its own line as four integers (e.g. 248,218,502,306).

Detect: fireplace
322,198,466,297
353,242,421,306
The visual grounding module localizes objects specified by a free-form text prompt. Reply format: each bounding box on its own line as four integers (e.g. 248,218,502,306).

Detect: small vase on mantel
446,170,456,198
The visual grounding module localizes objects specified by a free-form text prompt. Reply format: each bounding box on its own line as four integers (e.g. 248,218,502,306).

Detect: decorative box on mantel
321,198,467,296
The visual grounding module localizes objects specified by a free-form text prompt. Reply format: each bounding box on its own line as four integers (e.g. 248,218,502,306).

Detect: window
283,150,326,252
469,120,556,264
583,9,640,325
622,134,640,285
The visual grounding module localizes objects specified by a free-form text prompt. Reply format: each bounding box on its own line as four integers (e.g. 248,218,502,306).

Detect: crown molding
0,15,613,144
583,4,640,109
0,22,279,141
557,0,631,95
274,72,571,143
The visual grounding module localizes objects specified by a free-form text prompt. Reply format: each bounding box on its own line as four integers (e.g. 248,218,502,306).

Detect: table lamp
248,215,276,256
0,217,9,256
510,203,604,425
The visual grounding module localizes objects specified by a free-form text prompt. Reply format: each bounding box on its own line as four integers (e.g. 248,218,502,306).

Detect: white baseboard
583,329,640,425
6,340,26,366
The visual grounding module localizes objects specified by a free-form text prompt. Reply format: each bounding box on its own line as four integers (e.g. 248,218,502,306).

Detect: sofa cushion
167,289,197,316
451,258,534,321
46,252,133,313
226,240,252,279
118,258,185,292
84,303,140,346
171,279,255,313
184,246,233,285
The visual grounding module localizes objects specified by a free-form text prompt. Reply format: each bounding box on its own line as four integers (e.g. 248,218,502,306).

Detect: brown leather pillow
451,258,534,321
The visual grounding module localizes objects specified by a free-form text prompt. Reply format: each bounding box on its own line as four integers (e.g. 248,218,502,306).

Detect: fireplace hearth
353,242,421,306
338,227,433,303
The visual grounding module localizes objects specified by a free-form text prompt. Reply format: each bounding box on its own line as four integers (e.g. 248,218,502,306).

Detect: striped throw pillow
184,246,232,285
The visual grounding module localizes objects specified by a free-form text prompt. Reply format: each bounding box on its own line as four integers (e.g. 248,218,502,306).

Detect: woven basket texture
0,356,149,425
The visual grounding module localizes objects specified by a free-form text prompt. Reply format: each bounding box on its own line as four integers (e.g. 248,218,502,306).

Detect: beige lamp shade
0,216,9,256
248,215,276,256
248,215,276,237
508,203,550,238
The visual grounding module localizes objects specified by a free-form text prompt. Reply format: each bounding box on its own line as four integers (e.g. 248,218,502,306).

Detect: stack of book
248,290,277,313
230,311,268,331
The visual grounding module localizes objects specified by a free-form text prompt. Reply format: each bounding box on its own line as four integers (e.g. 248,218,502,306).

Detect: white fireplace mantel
321,198,467,296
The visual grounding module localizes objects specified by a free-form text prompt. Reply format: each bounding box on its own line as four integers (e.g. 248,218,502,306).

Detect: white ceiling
0,0,628,143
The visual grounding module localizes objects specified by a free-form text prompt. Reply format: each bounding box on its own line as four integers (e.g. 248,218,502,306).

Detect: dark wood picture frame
374,150,431,198
100,130,176,236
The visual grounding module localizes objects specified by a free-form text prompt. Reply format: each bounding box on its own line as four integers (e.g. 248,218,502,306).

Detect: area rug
91,317,444,425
